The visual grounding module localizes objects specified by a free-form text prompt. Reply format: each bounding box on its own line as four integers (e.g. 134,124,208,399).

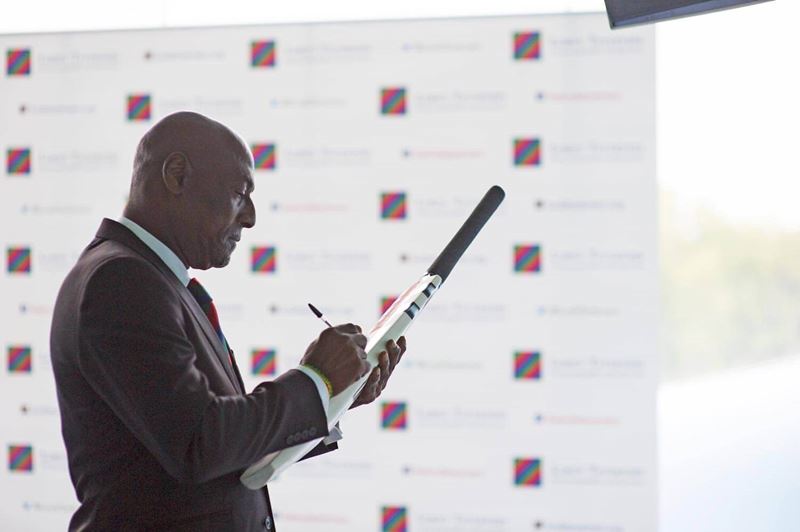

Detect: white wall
0,13,657,532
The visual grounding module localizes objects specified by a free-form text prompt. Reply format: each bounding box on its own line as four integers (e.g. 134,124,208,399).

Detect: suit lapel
95,219,243,394
175,287,244,394
229,352,247,392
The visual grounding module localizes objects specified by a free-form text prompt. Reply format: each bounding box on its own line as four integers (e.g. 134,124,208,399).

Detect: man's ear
162,152,191,194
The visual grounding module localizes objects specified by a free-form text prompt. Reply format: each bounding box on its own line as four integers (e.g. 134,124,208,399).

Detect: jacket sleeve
77,257,329,484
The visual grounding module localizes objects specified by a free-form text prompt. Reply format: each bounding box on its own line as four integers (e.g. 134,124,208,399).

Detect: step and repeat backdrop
0,13,656,532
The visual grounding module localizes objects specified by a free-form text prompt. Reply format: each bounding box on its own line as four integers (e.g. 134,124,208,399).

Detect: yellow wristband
302,364,334,397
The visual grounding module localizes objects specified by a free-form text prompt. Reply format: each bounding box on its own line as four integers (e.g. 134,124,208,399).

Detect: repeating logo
514,138,541,166
381,401,407,430
513,31,541,60
8,445,33,473
514,244,541,273
6,148,31,175
6,48,31,76
251,246,277,273
251,348,277,376
252,143,276,170
381,87,407,115
380,192,407,220
380,295,398,316
251,40,276,68
7,346,32,374
514,351,541,380
381,506,407,532
7,247,31,274
514,457,542,487
127,94,151,121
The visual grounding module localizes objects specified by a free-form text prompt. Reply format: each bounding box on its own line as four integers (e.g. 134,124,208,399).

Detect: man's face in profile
183,145,256,270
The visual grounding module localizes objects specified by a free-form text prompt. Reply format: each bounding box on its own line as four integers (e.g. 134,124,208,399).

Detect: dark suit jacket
50,219,333,531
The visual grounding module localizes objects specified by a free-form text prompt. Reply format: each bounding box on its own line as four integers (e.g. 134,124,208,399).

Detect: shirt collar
118,216,191,287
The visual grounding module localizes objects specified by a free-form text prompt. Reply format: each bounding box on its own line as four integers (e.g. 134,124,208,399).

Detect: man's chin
192,242,236,270
212,254,232,269
196,251,233,270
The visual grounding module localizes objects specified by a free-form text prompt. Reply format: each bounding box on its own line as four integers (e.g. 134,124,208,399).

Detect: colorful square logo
251,348,276,376
514,32,541,60
381,87,406,115
7,148,31,174
514,244,541,273
7,48,31,76
381,192,407,220
7,247,31,274
514,457,541,487
380,296,398,316
382,506,407,532
251,246,276,273
381,402,407,430
252,143,276,170
127,94,151,121
8,445,33,472
514,351,541,380
251,40,276,68
7,346,32,374
514,138,541,166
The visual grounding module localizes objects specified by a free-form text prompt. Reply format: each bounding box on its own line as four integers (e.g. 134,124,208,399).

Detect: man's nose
240,197,256,228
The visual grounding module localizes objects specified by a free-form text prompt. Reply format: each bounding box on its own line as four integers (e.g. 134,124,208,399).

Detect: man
50,111,405,531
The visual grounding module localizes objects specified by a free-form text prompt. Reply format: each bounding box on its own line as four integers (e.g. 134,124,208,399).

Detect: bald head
131,111,250,193
124,111,256,270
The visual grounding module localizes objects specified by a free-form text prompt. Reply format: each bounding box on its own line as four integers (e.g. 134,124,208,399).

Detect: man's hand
351,336,406,408
300,324,371,396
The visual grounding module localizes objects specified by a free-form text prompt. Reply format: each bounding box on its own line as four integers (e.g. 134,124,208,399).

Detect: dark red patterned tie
187,278,233,366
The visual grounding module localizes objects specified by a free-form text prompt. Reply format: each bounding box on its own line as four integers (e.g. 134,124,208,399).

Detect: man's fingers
364,366,378,383
352,365,385,407
360,359,371,378
385,339,401,369
352,333,368,349
371,366,382,394
350,337,406,403
377,352,390,390
335,323,362,335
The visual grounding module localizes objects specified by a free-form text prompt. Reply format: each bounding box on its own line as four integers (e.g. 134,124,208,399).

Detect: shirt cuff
296,365,330,413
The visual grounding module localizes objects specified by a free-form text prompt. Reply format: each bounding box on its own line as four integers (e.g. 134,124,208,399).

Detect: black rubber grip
427,185,505,283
